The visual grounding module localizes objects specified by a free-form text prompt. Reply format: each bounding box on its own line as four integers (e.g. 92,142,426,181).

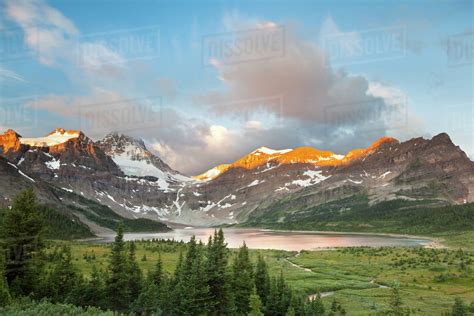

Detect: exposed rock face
96,132,185,178
167,133,473,225
0,129,189,220
0,128,472,227
0,129,26,160
195,137,398,181
0,155,63,209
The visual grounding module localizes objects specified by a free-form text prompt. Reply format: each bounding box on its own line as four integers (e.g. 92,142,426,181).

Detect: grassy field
57,233,474,316
432,231,474,252
242,198,474,241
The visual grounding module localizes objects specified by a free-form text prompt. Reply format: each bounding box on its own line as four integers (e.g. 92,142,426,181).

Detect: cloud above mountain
3,1,416,175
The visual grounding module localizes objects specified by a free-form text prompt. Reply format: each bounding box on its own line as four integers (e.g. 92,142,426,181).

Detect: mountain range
0,127,473,235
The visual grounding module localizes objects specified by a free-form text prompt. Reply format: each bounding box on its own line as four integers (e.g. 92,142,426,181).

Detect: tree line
0,189,472,315
0,189,345,315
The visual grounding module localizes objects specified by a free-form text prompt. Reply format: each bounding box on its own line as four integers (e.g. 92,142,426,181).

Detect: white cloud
0,68,26,82
5,0,78,65
4,5,422,175
245,120,262,130
196,22,393,128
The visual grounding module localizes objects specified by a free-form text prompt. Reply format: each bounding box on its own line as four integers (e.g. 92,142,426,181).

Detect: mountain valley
1,128,473,234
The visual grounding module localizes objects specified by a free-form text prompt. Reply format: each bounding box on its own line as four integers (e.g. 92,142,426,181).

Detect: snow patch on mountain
45,158,60,170
195,165,229,182
19,170,35,182
7,161,36,182
252,146,292,155
20,129,80,147
377,171,392,179
99,133,192,185
291,169,330,187
111,148,169,178
347,179,363,184
247,179,265,187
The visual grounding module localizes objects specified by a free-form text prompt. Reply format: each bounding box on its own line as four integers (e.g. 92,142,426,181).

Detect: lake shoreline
257,228,444,249
77,227,441,250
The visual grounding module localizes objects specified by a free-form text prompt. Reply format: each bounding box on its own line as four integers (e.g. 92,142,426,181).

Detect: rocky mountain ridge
0,128,472,230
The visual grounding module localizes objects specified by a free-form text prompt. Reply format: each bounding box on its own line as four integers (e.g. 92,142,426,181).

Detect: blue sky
0,0,472,174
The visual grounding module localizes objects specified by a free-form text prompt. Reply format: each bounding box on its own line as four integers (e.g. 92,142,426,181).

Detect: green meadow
61,233,474,315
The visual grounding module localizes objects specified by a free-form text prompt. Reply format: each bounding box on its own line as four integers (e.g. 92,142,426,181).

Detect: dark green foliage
0,189,45,297
171,236,210,315
127,242,143,299
232,242,253,314
469,302,474,313
451,297,468,316
248,288,264,316
0,206,349,315
388,281,405,316
288,295,305,316
305,293,325,315
255,253,271,309
149,253,164,287
205,229,235,314
132,281,161,315
0,257,10,307
45,245,78,302
105,223,131,312
266,272,292,316
36,206,93,239
0,188,169,241
68,265,107,308
0,298,112,315
58,189,170,233
0,206,93,240
328,298,346,316
244,195,474,235
286,306,296,316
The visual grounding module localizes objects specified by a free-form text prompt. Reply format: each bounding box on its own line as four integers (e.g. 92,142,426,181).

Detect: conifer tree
388,281,404,316
174,236,210,315
452,297,468,316
248,288,264,316
71,265,107,308
285,306,296,316
288,295,305,316
167,250,184,314
277,272,292,314
0,256,10,307
90,265,107,307
47,245,78,302
205,229,235,315
328,298,346,316
232,242,254,314
147,252,166,311
266,272,292,316
128,241,143,299
0,189,44,296
266,276,279,316
106,222,131,312
306,293,325,315
149,252,164,287
330,298,338,314
132,281,161,315
255,253,270,309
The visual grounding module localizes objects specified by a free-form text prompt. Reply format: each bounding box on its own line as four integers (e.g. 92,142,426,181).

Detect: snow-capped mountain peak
194,137,400,181
97,132,191,182
19,128,82,147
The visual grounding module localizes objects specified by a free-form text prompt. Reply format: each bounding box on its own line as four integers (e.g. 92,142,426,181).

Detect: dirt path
284,257,335,299
284,255,390,301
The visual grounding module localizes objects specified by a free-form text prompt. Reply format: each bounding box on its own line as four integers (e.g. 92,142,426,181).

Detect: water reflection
93,228,431,251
